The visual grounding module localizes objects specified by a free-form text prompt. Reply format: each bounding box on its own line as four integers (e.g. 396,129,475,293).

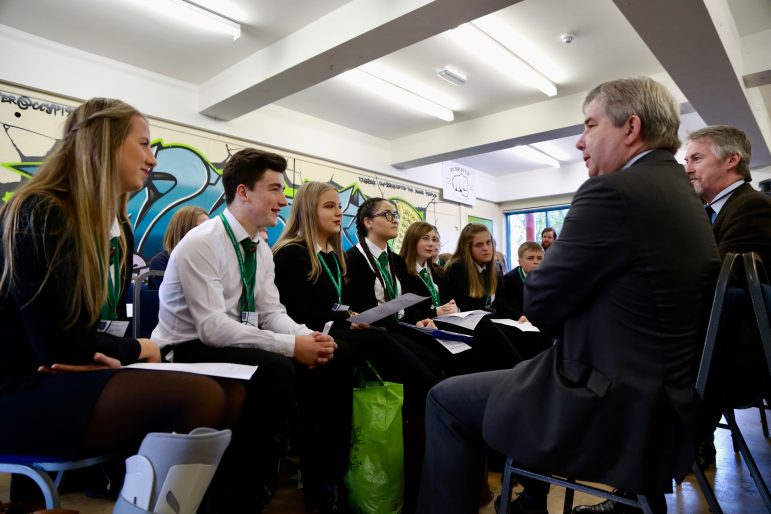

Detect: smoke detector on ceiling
437,65,467,86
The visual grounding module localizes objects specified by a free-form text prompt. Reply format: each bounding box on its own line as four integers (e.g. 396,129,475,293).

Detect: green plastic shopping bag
345,361,405,514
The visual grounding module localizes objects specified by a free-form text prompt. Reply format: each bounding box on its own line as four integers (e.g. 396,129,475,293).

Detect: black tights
11,370,246,509
81,369,245,454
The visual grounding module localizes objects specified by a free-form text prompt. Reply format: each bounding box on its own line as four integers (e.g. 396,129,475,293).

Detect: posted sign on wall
442,162,476,206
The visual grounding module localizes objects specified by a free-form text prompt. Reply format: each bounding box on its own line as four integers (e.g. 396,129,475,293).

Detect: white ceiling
1,0,769,176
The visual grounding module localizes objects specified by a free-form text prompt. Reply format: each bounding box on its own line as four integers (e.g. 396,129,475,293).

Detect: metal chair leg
499,457,515,514
691,462,723,514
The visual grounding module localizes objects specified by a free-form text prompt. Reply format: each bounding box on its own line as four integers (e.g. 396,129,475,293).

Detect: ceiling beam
390,73,688,169
612,0,771,168
198,0,521,121
391,91,586,169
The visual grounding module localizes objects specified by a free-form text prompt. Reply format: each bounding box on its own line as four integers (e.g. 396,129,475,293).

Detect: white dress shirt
357,238,401,305
707,179,744,218
476,262,495,303
416,262,439,292
151,208,312,356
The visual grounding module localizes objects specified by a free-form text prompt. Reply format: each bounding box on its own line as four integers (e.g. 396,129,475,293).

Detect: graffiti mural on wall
0,87,429,261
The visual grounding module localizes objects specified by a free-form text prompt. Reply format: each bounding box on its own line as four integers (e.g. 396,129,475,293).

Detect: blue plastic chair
132,270,164,339
0,453,115,508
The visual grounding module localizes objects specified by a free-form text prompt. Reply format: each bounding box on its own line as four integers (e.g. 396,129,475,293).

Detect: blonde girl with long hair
274,185,444,513
0,98,247,511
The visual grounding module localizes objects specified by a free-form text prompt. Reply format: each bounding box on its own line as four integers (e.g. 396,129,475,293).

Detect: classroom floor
1,408,768,513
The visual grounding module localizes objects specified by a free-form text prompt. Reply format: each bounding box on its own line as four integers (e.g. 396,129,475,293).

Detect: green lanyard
99,237,121,320
518,266,526,283
318,251,342,303
220,213,256,312
374,252,397,301
418,268,441,308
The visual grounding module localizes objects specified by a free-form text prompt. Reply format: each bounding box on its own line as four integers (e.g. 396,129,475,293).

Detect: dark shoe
572,499,644,514
573,499,637,513
494,495,548,514
695,439,716,471
319,482,351,514
480,486,495,507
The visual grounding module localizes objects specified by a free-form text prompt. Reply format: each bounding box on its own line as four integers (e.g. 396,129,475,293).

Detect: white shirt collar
224,208,261,245
109,217,121,239
364,237,387,260
475,263,485,273
416,261,429,275
707,179,744,217
622,149,655,170
314,240,334,254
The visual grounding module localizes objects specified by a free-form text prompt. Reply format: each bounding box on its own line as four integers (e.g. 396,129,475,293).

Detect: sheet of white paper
126,362,258,380
490,318,541,332
434,338,473,354
434,310,489,330
347,293,429,324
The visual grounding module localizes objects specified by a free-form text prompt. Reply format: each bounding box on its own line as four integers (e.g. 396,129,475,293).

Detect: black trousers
293,337,357,508
171,340,295,512
330,327,441,416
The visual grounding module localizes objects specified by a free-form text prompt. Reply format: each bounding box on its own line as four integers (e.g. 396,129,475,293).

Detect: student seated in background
397,222,459,319
272,182,440,513
147,206,208,288
443,224,551,362
151,148,337,511
494,249,508,274
399,221,525,370
436,251,452,267
0,98,250,512
541,226,557,251
443,224,519,318
503,241,544,316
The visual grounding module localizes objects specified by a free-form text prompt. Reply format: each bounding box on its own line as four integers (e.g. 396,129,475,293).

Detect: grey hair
584,77,681,154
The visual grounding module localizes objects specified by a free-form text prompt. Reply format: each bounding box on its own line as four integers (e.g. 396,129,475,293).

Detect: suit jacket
401,265,444,324
344,245,408,329
711,182,771,404
502,266,526,316
713,182,771,268
0,196,141,392
273,242,352,332
482,150,720,493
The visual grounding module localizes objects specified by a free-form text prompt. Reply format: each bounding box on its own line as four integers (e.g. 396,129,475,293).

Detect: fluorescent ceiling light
452,23,557,97
339,69,454,122
472,17,565,83
437,66,467,86
510,145,560,168
530,141,574,162
155,0,241,40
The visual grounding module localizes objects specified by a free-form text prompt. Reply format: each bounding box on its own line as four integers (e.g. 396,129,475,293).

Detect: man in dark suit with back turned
684,125,771,464
416,77,720,514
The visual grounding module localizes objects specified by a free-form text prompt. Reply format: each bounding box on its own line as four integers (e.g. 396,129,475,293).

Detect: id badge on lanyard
242,311,259,327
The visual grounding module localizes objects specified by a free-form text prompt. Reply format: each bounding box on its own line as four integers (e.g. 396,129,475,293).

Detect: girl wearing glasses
273,184,440,513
